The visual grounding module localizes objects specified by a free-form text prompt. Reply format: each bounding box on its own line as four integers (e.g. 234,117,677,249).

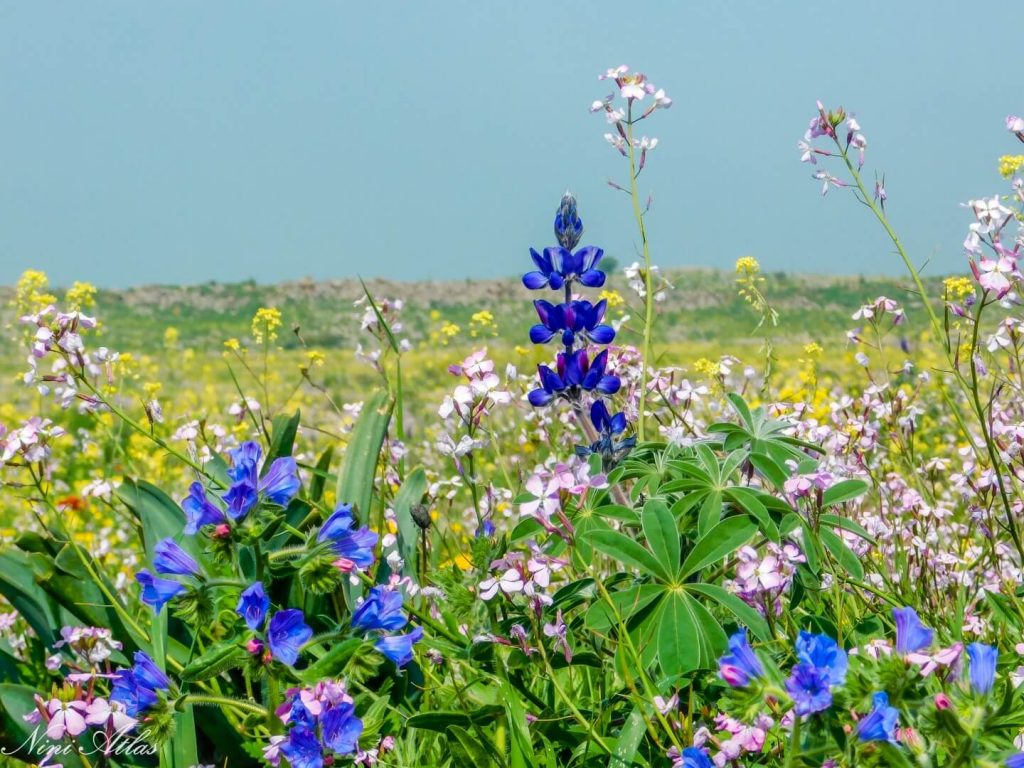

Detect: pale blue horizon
0,1,1019,288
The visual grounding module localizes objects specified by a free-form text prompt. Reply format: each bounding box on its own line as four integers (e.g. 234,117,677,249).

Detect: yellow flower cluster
598,289,625,308
252,307,283,344
943,276,975,301
224,338,242,352
803,342,823,356
65,281,97,311
306,350,326,367
14,269,56,316
998,155,1024,179
469,310,498,338
693,358,720,378
735,256,761,277
164,327,180,348
429,309,462,347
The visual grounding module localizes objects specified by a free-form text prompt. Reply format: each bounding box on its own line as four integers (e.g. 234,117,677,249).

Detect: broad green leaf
686,583,771,642
657,592,700,674
642,500,680,577
393,468,428,579
308,444,335,503
118,478,201,562
748,452,788,490
697,490,723,537
820,529,864,580
336,390,393,521
0,550,58,645
500,681,536,768
688,593,728,664
680,516,756,579
609,704,648,768
585,583,665,633
820,513,875,543
588,530,670,581
448,725,497,767
823,479,869,506
725,487,779,543
265,410,301,468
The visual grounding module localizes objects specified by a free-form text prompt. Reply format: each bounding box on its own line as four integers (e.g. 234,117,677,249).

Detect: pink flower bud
935,693,952,710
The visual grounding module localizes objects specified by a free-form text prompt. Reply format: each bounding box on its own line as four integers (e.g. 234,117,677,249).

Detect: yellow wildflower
14,269,56,315
252,307,283,344
599,289,625,308
64,281,97,311
998,155,1024,179
943,276,975,301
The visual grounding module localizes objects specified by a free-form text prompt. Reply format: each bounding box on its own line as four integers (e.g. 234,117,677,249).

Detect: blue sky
0,1,1018,288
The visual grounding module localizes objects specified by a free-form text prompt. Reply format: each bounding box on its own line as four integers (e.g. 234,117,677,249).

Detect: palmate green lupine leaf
679,515,756,579
686,582,771,641
822,478,870,506
820,528,865,580
336,390,393,522
587,530,669,582
641,499,680,577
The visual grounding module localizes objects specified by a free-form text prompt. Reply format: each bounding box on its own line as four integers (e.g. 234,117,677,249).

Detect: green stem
783,711,802,768
625,106,655,441
181,693,269,718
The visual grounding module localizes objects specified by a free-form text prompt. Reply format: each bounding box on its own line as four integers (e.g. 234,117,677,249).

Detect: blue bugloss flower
237,581,270,630
528,349,620,407
678,747,713,768
785,662,834,716
317,503,379,569
153,538,201,578
1007,753,1024,768
795,631,847,686
351,586,408,633
321,701,364,755
110,670,159,717
228,441,261,485
280,727,323,768
529,299,616,347
554,192,583,251
136,569,186,613
267,609,313,667
968,642,998,695
181,482,226,534
522,246,606,290
718,629,764,687
223,480,258,520
375,626,424,667
132,650,171,691
893,606,933,655
856,692,900,743
259,457,301,506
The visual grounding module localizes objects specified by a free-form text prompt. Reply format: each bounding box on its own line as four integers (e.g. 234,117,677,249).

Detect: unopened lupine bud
554,192,583,251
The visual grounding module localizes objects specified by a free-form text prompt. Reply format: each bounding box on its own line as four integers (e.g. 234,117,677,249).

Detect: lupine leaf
680,516,756,579
642,499,680,577
588,530,670,581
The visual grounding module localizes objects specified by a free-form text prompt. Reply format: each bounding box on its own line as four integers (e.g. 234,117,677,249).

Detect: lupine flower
577,399,636,466
856,692,900,743
522,246,606,290
153,538,201,578
529,300,615,347
718,629,764,687
280,727,322,768
351,587,408,633
554,192,583,251
181,482,227,535
1007,752,1024,768
267,609,313,667
135,569,186,613
893,607,933,655
321,702,364,754
785,662,834,715
318,503,379,570
528,349,620,406
967,642,998,694
237,582,270,630
796,631,848,685
374,626,424,667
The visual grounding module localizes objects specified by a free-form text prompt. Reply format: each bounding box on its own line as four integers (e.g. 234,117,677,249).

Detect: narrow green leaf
657,592,700,674
697,490,723,537
393,468,428,579
500,681,536,768
588,530,670,581
823,479,869,506
448,725,497,766
680,516,756,579
725,487,779,543
642,500,680,576
265,410,301,467
686,583,771,642
820,513,875,543
609,705,647,768
820,529,864,580
726,393,754,427
748,452,788,490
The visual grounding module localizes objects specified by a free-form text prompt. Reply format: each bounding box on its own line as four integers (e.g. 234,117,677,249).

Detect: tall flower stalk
592,65,672,440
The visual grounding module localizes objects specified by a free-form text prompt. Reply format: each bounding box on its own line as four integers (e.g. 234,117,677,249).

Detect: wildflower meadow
4,67,1024,768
